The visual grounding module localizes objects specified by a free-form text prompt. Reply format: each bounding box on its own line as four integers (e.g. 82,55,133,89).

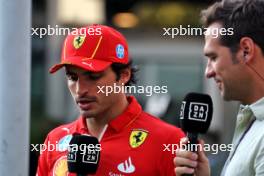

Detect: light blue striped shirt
221,97,264,176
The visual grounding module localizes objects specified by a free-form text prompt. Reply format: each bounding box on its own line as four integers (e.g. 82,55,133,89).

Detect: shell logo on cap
73,35,85,49
116,44,125,59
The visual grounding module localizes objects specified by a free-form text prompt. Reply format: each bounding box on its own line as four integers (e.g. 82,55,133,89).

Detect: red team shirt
37,96,185,176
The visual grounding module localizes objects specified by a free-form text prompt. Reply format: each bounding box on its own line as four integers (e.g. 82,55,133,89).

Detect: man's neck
242,55,264,104
241,82,264,105
86,95,129,138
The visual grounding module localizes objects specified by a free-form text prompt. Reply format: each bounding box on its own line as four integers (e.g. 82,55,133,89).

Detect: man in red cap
37,24,184,176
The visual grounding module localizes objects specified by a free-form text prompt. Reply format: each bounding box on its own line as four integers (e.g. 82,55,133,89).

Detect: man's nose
76,78,88,96
205,61,215,79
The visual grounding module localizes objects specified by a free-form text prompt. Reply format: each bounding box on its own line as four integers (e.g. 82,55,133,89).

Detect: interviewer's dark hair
201,0,264,55
111,60,138,86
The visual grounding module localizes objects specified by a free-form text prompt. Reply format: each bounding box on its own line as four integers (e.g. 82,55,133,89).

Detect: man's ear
239,37,255,63
119,68,131,85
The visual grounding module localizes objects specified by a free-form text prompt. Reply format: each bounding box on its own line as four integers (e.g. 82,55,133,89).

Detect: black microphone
179,92,213,176
67,134,101,176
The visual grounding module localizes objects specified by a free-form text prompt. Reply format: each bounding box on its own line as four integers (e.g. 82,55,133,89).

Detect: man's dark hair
201,0,264,55
111,60,138,86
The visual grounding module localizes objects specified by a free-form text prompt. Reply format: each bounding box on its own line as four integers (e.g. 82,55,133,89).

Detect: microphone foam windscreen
67,134,101,175
179,92,213,133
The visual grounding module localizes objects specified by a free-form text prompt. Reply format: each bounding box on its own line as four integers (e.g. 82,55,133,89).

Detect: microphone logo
67,135,101,175
67,144,100,164
188,102,209,122
179,101,186,120
67,147,77,162
82,146,99,164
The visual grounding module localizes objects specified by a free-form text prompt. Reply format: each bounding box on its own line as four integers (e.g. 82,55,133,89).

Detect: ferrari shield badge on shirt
129,129,148,148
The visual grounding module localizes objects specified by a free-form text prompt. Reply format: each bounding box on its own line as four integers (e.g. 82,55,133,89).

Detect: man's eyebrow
82,71,104,76
204,52,217,57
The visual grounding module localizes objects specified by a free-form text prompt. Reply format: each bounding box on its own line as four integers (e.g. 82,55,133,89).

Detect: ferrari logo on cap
129,129,148,148
73,35,85,49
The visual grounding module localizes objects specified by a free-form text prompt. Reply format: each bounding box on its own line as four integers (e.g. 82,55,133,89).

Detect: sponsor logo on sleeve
53,155,68,176
58,135,72,152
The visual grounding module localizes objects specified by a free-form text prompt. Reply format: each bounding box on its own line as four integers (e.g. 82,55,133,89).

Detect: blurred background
30,0,239,175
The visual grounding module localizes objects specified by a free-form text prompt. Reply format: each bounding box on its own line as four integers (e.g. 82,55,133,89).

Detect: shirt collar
108,96,142,132
249,96,264,120
239,97,264,121
73,96,142,133
74,115,89,134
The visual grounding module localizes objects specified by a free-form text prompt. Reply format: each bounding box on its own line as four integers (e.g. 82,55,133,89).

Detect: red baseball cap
49,24,129,73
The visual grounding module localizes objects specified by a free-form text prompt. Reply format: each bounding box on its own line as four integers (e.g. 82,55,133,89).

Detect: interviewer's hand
174,138,210,176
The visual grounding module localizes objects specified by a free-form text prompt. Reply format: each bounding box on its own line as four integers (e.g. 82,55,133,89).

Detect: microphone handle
182,132,198,176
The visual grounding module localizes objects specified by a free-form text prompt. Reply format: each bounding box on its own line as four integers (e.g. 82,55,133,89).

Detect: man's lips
76,98,96,110
78,102,92,110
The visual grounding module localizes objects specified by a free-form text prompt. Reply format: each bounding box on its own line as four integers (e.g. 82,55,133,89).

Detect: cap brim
49,57,112,73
